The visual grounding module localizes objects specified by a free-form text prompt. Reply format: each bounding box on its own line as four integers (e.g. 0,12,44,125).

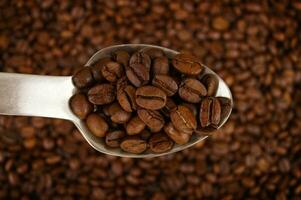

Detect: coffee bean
126,52,151,87
103,102,122,116
117,77,137,112
152,75,178,96
181,103,198,117
179,78,207,103
126,116,145,135
152,57,169,75
88,84,116,105
170,105,197,134
149,133,174,153
101,61,123,82
105,131,126,148
111,109,131,124
164,122,191,145
161,98,177,117
120,136,147,154
72,68,94,89
69,93,93,119
216,97,232,125
90,57,111,81
172,53,204,75
211,98,221,127
137,109,164,132
113,50,130,66
86,113,108,137
140,47,165,59
201,74,219,96
136,86,167,110
199,98,212,128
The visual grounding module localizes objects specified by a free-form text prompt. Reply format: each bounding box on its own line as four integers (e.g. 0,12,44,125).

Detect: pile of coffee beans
1,1,301,199
70,47,231,154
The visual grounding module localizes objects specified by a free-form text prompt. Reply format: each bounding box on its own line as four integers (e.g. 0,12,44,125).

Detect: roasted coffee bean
161,98,177,117
117,77,137,112
170,105,197,134
152,75,178,96
88,84,116,105
126,116,146,135
140,47,165,59
111,109,131,124
135,86,167,110
86,113,108,137
120,136,147,154
152,57,169,75
211,98,221,127
199,98,212,128
101,61,123,82
179,78,207,103
105,131,126,148
72,68,94,89
172,53,204,75
137,109,164,132
103,102,122,116
217,97,232,124
69,93,93,119
149,133,174,153
164,122,191,145
181,103,198,117
90,57,111,81
201,74,219,96
126,52,151,87
113,50,130,66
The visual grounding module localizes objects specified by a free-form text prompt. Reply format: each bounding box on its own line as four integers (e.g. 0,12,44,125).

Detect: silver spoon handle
0,72,75,120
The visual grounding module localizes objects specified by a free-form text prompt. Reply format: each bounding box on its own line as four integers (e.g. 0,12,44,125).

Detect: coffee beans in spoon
70,47,231,154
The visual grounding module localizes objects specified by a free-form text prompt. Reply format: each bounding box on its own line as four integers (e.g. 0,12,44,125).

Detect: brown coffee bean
202,74,219,96
161,98,177,117
199,98,212,128
103,102,122,116
136,86,167,110
152,75,178,96
86,113,108,137
179,78,207,103
149,133,174,153
164,122,191,145
181,103,198,117
117,77,137,112
152,57,169,75
137,109,164,132
105,131,126,148
170,105,197,134
211,98,221,127
72,67,94,89
113,50,130,66
88,84,116,105
90,57,111,81
216,97,232,124
101,61,123,82
140,47,165,59
126,51,151,87
126,116,146,135
69,93,93,119
172,53,204,75
111,109,131,124
120,136,147,154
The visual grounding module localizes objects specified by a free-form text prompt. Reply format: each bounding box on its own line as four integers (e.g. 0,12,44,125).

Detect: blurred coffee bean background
1,0,301,199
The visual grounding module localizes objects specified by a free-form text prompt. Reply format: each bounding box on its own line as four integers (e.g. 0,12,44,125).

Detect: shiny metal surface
0,44,233,158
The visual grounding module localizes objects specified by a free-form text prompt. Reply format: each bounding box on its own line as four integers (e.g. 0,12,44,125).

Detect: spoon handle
0,72,75,120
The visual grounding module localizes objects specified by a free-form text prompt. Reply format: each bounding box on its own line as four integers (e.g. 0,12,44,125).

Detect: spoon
0,44,233,158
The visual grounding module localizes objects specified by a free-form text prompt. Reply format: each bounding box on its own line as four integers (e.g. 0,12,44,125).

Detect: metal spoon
0,44,233,158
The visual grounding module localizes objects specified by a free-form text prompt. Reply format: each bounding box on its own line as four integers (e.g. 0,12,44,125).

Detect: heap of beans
70,47,231,154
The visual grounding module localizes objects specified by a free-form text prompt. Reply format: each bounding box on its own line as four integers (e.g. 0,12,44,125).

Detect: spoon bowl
0,44,233,158
74,44,233,158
